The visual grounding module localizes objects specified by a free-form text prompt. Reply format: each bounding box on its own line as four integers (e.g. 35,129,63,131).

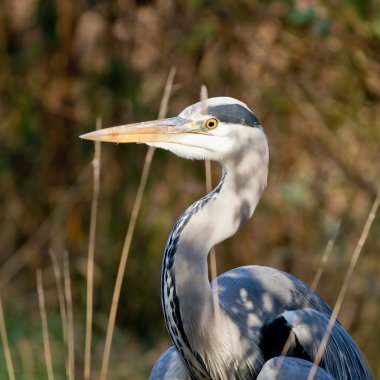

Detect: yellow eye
205,118,218,130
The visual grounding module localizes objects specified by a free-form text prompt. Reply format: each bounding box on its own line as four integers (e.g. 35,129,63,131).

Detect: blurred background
0,0,379,378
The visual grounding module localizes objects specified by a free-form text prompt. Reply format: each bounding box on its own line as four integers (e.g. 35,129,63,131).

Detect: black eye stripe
207,104,260,128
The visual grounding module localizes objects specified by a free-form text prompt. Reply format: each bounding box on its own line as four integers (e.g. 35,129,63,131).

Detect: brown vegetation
0,0,379,378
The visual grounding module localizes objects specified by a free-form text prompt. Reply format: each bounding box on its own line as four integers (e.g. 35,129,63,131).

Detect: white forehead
179,97,250,119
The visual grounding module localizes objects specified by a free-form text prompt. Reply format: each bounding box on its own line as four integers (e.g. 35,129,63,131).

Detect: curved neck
161,145,269,377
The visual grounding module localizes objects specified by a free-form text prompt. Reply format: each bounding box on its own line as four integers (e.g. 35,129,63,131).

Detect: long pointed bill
80,117,198,144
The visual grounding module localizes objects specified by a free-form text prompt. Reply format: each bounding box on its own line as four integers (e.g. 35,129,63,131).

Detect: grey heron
81,97,373,380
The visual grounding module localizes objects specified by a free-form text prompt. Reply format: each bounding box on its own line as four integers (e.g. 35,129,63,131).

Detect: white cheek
146,141,215,160
210,137,235,156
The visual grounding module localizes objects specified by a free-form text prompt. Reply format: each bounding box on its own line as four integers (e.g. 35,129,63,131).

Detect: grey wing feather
151,266,372,379
281,308,373,380
149,346,190,380
257,357,334,380
215,266,372,379
214,265,332,351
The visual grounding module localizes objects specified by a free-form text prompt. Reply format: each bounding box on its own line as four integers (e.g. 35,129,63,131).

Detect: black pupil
208,120,214,127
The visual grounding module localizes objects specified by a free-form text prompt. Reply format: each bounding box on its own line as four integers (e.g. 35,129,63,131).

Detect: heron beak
80,117,198,144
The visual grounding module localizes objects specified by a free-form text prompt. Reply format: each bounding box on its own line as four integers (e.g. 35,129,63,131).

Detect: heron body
256,357,335,380
81,97,373,380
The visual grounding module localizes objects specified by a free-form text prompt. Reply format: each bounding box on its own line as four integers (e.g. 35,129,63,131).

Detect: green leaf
287,7,316,26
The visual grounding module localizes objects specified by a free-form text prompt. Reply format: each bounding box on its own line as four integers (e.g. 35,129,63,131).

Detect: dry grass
0,297,16,380
308,189,380,379
0,84,378,379
37,269,55,380
100,68,176,380
84,117,102,380
201,84,222,328
63,251,75,380
0,94,378,379
0,2,379,377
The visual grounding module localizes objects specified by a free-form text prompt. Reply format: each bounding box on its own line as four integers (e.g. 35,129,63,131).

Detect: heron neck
161,146,268,373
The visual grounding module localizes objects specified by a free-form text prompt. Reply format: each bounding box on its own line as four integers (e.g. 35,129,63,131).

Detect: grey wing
257,357,334,380
261,308,373,380
214,265,332,350
216,266,333,325
215,266,372,379
149,346,190,380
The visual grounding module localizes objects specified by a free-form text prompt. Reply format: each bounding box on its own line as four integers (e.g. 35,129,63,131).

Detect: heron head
80,97,267,163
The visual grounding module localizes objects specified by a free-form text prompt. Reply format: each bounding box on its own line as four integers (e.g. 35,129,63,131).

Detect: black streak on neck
161,173,226,379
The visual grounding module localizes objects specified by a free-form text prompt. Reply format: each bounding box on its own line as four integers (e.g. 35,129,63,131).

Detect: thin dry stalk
205,159,221,325
100,67,176,380
199,85,208,112
280,222,340,359
36,270,55,380
50,251,70,379
309,224,340,291
16,339,36,380
200,84,222,327
0,297,16,380
63,251,75,380
307,189,380,380
158,68,176,119
84,117,102,380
